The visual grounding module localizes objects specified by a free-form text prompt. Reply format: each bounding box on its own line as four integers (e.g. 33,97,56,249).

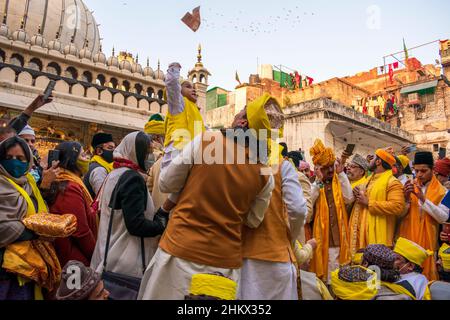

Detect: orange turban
310,139,336,167
375,149,396,167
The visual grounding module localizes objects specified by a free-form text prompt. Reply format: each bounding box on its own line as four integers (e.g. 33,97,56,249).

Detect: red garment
307,76,314,86
114,158,143,172
435,158,450,177
50,181,98,267
389,64,394,84
393,62,399,69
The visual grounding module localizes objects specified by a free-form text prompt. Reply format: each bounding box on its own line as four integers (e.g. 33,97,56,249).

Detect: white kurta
138,248,241,300
239,161,307,300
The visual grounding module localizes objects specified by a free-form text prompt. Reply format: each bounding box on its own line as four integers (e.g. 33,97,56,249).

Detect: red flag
393,62,399,69
182,6,201,32
389,64,394,84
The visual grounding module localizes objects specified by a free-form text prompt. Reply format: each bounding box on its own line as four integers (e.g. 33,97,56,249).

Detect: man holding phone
399,152,449,281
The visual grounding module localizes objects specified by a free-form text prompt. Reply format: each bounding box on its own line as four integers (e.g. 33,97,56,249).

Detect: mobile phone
47,150,60,169
439,148,447,160
345,144,356,156
408,144,417,154
43,80,56,101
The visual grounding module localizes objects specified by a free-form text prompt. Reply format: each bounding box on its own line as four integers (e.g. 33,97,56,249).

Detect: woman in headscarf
90,132,168,281
42,142,97,267
0,136,60,300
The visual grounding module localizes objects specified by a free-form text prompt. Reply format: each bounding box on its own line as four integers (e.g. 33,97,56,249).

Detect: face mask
76,159,90,175
0,159,28,178
101,150,114,163
144,153,156,172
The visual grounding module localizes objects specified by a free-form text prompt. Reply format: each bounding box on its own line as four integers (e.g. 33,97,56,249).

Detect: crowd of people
1,62,450,301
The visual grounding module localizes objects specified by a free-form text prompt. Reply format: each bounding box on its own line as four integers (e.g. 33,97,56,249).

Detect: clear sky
84,0,450,90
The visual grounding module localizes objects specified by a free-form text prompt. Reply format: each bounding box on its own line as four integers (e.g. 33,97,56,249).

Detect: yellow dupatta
357,170,395,248
398,175,447,281
91,155,113,173
164,97,205,150
331,267,379,300
351,176,368,189
2,174,62,295
310,173,351,282
381,282,432,300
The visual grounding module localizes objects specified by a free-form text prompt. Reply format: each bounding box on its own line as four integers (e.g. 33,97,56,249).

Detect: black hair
439,270,450,282
379,268,401,283
379,157,392,171
56,142,83,174
413,264,424,274
135,132,150,171
43,142,83,206
288,151,304,168
0,136,31,163
280,143,288,158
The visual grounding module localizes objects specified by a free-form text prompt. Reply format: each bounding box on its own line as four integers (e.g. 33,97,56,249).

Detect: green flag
403,38,409,61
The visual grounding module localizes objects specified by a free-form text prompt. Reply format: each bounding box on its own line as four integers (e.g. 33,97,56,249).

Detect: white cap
19,125,35,137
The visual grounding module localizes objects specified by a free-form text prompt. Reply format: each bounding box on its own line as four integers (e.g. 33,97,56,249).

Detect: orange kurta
398,176,447,281
310,174,351,282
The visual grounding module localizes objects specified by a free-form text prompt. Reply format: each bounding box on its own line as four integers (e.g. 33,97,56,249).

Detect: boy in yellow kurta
157,63,206,215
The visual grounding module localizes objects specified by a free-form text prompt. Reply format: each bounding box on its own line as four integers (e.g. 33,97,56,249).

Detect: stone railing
284,98,415,142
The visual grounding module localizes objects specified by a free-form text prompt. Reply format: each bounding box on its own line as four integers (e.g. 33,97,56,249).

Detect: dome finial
147,57,150,67
37,24,41,34
112,46,115,56
2,13,7,24
136,54,139,63
158,59,160,70
20,18,25,29
197,43,202,63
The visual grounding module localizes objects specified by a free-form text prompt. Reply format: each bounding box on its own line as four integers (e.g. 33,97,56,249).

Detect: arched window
0,49,5,63
134,83,143,95
96,74,106,86
147,87,155,98
82,71,93,83
122,80,130,92
10,54,24,67
28,58,43,71
109,78,118,89
192,75,197,83
64,67,78,80
157,90,164,100
47,62,61,76
200,74,206,84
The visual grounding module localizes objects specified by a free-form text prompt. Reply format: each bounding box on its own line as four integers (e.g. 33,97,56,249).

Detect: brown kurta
159,134,270,269
242,162,296,264
324,182,341,248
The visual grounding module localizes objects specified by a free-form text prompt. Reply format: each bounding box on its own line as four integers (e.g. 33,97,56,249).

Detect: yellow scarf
382,282,432,300
350,170,395,257
164,97,205,150
398,176,446,281
2,174,61,295
91,155,113,173
310,174,351,282
351,176,368,189
56,170,94,205
331,267,378,300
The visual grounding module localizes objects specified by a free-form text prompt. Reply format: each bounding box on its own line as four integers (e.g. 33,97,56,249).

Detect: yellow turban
246,93,284,140
144,120,165,135
189,274,237,300
310,139,336,167
375,149,396,168
439,243,450,271
331,267,378,300
397,155,410,169
394,237,433,267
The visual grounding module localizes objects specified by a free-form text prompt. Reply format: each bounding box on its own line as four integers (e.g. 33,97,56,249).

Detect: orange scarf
310,174,351,282
398,176,447,281
56,170,93,206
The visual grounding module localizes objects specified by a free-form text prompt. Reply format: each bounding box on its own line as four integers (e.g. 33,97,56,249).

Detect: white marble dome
0,0,100,53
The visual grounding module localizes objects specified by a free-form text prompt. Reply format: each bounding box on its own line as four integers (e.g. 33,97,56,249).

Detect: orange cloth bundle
23,213,77,238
